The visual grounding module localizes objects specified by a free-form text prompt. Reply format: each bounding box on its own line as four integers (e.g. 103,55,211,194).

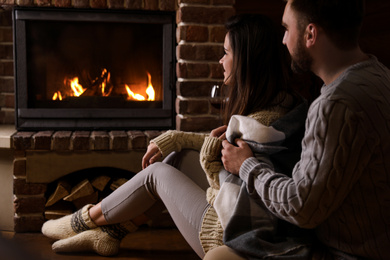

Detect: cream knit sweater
151,93,296,253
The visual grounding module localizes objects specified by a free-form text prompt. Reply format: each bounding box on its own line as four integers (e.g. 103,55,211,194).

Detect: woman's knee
203,246,246,260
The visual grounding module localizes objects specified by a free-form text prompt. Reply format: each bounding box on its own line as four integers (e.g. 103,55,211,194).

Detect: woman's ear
305,23,317,48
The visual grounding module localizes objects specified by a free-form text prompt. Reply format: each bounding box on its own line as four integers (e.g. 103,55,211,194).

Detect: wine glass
210,85,224,111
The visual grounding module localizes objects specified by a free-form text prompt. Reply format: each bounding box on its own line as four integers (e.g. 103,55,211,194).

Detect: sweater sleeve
239,99,374,228
151,130,208,158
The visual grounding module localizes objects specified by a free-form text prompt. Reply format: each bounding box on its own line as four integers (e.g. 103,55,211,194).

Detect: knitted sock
41,204,97,240
52,220,138,256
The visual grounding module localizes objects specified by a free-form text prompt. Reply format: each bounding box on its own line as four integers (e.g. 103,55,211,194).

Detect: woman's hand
210,125,227,140
221,139,253,175
142,142,162,169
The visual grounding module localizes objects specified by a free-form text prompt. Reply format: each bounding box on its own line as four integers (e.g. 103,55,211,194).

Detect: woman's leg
203,245,247,260
98,161,208,258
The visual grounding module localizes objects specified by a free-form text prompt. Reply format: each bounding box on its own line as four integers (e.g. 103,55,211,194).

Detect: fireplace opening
44,167,136,220
13,7,176,130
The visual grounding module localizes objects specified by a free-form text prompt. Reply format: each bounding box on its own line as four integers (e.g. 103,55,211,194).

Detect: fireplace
13,7,176,130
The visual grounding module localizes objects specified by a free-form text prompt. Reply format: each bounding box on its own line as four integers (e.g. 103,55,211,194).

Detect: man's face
282,1,313,73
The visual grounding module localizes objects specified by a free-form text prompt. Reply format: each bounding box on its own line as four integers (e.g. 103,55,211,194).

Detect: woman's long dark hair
222,14,293,124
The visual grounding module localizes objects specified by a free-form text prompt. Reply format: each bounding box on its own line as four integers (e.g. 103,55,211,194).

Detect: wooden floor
0,227,200,260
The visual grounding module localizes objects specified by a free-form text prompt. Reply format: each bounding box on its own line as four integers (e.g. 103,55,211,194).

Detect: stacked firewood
44,175,130,220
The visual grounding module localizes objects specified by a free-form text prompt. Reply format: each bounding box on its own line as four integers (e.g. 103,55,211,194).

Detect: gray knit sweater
240,55,390,259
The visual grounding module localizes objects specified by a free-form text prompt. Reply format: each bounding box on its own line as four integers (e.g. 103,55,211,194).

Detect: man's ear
305,23,317,48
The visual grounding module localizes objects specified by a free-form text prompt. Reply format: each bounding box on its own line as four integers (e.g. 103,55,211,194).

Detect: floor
0,227,200,260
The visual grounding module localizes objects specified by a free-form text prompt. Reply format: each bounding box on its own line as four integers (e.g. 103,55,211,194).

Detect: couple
42,0,390,259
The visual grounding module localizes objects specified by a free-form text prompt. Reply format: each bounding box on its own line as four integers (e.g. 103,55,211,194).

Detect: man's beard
291,38,313,74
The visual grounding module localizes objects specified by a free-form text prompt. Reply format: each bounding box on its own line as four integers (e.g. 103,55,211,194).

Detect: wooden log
91,175,111,192
72,191,99,210
45,180,72,207
110,178,129,191
63,179,95,202
44,209,74,220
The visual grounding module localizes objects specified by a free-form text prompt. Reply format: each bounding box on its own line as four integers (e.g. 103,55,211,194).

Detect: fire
52,69,155,101
125,72,156,101
68,77,86,97
146,72,155,101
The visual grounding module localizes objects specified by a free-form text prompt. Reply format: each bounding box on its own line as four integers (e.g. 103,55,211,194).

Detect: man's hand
221,138,253,175
142,142,162,169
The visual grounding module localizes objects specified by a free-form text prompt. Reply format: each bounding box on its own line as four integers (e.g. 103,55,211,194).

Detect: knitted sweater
239,55,390,259
152,93,306,254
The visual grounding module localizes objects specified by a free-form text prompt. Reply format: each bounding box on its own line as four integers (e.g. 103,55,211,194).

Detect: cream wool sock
41,204,97,240
52,220,138,256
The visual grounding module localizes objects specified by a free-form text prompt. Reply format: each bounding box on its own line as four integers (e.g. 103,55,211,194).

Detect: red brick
213,0,234,5
14,215,45,233
51,131,72,151
144,130,164,143
90,0,107,8
177,6,234,24
160,0,176,11
124,0,142,9
15,0,34,5
0,43,13,59
177,44,223,61
210,62,224,79
13,158,26,177
53,0,72,7
177,25,208,42
0,27,12,42
0,109,14,124
127,130,147,150
109,130,128,150
91,131,110,150
72,0,89,8
176,80,221,97
145,0,158,10
176,115,220,131
210,25,226,43
177,62,211,78
12,131,35,150
0,93,14,108
179,0,209,4
0,77,14,92
71,131,91,150
0,61,14,76
176,98,209,115
14,196,46,214
108,0,124,9
35,0,51,6
32,131,53,150
13,178,47,195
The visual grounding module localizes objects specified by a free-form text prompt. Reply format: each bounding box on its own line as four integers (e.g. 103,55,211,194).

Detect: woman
41,14,310,259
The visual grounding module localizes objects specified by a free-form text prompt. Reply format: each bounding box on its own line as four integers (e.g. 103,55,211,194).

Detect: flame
52,91,62,100
146,72,155,101
69,77,85,97
125,72,155,101
52,70,156,102
125,85,146,101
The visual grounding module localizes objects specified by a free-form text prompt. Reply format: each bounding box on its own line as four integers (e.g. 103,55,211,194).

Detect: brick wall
0,0,236,131
0,0,235,232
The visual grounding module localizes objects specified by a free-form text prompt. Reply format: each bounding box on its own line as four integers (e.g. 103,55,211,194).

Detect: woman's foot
41,204,97,240
52,221,137,256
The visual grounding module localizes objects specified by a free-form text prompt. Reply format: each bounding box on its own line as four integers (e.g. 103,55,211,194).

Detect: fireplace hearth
13,7,176,130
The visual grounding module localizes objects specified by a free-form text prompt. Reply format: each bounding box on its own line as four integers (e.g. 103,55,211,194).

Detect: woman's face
219,33,233,85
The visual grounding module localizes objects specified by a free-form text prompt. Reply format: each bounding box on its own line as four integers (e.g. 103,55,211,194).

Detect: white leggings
101,150,210,258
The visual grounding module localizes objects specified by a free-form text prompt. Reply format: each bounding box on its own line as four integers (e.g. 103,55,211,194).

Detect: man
209,0,390,259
